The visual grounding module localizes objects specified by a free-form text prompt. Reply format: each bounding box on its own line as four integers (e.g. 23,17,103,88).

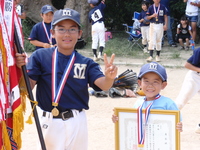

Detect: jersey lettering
73,63,87,79
91,9,102,22
159,10,164,16
149,63,157,70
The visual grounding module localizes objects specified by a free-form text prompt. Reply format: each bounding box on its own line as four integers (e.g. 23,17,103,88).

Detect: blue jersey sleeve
187,48,200,67
28,23,38,41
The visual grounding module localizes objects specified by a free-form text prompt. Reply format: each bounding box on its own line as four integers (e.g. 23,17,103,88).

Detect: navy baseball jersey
28,22,56,50
27,48,104,112
147,4,167,23
88,2,106,25
187,48,200,68
139,10,150,27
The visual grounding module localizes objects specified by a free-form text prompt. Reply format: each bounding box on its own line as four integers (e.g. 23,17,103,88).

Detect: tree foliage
104,0,186,30
21,0,186,39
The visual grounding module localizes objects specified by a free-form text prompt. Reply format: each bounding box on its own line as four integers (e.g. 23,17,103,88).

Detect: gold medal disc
156,17,158,21
51,107,59,116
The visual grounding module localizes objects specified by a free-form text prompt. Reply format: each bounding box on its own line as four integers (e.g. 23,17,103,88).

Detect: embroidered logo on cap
149,63,157,70
62,10,72,16
46,6,52,10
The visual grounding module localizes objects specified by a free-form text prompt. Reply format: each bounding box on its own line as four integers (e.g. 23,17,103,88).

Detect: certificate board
114,108,180,150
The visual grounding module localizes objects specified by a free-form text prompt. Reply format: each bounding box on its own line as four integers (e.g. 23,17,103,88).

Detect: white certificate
114,108,180,150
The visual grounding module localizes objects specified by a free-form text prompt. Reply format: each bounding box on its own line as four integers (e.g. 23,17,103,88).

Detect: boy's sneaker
170,43,177,47
143,47,148,53
98,53,103,61
155,55,160,62
146,56,153,62
179,46,185,50
93,56,99,61
186,46,189,51
195,123,200,134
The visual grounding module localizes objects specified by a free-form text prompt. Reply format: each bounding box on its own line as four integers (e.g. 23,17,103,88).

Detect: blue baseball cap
41,5,54,14
138,62,167,81
52,8,81,27
88,0,99,5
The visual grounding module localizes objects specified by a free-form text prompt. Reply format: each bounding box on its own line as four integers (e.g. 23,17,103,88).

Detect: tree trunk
21,0,91,40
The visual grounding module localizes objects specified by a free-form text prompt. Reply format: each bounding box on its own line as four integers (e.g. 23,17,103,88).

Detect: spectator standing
160,0,177,47
138,1,150,53
184,0,200,42
28,5,56,50
88,0,106,61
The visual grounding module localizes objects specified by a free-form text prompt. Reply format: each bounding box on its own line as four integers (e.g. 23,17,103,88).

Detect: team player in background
14,0,26,25
16,8,118,149
28,5,56,50
138,1,150,53
146,0,168,62
175,47,200,134
88,0,106,61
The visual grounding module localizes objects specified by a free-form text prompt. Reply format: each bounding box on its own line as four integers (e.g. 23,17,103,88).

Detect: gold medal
156,17,158,21
51,107,59,116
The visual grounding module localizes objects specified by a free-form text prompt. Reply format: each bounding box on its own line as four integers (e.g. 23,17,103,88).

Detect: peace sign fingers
103,53,118,80
104,53,115,66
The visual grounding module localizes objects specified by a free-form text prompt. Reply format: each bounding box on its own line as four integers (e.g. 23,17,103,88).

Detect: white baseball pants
176,70,200,109
148,23,163,51
141,26,149,45
38,110,88,150
92,22,105,49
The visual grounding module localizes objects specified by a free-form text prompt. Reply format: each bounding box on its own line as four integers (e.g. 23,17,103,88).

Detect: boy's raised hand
103,53,118,80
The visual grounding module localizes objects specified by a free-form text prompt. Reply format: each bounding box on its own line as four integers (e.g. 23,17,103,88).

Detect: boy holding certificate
112,62,182,147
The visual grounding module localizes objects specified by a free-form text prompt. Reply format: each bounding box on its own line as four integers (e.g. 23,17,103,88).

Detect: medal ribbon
52,48,75,106
42,21,52,45
137,94,161,148
153,4,160,20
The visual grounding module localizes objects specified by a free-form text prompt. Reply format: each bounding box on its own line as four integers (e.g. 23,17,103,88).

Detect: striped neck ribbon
42,21,52,45
137,94,161,148
51,48,75,107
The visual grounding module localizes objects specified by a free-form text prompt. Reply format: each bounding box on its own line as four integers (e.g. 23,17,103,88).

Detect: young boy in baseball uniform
16,8,118,150
176,47,200,134
28,5,56,50
88,0,106,61
146,0,168,62
112,62,182,148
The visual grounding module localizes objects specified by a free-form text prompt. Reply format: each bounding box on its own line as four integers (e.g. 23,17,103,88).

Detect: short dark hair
180,15,188,21
141,1,150,8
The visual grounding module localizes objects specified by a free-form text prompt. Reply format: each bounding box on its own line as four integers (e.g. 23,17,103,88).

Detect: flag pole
14,26,47,150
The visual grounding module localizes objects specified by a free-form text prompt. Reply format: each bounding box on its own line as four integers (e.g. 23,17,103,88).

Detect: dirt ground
21,46,200,150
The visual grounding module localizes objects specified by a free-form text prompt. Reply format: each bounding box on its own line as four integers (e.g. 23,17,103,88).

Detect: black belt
43,109,82,121
151,22,163,24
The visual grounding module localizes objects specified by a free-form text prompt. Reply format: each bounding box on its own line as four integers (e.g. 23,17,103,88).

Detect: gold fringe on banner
2,121,11,150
